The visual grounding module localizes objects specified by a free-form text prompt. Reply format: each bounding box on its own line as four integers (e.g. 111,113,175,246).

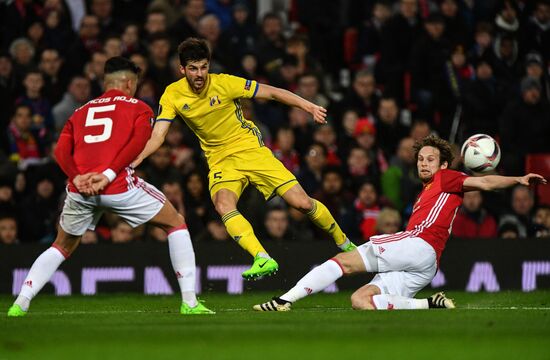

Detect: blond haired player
132,38,356,280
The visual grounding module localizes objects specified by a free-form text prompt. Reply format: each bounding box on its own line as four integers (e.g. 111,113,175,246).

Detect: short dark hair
413,134,454,166
104,56,141,75
178,37,211,67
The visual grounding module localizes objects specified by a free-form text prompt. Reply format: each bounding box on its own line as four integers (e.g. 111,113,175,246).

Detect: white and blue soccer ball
461,134,501,173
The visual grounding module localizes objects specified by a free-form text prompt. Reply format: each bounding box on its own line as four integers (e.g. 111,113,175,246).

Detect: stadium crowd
1,0,550,246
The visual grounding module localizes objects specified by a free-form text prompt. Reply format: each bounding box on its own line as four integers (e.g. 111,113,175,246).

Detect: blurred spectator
144,10,168,38
7,105,44,168
109,219,135,243
409,13,451,121
198,14,232,73
162,180,186,216
171,0,205,41
376,207,402,235
312,124,341,166
0,179,16,214
452,191,498,238
52,76,91,133
297,142,327,195
498,221,520,239
468,22,495,64
409,119,432,142
533,205,550,238
103,35,123,59
352,118,387,178
296,73,329,109
337,109,360,159
462,59,507,138
17,172,58,243
288,107,314,154
354,181,381,242
440,0,470,47
26,21,47,60
492,33,520,84
1,1,41,51
41,0,75,55
220,2,257,68
337,70,380,119
375,97,409,159
184,171,216,236
91,0,120,37
381,137,421,213
499,76,550,174
164,121,196,174
314,166,356,238
16,70,54,135
523,52,550,102
0,215,19,245
263,206,291,241
66,15,102,76
39,48,67,105
354,1,392,68
256,12,286,75
121,23,144,56
378,0,421,100
85,51,107,98
147,33,175,94
522,0,550,61
272,126,300,175
0,53,16,133
9,38,36,83
499,185,536,237
494,0,520,37
286,34,323,78
206,0,233,30
267,53,299,91
143,144,183,189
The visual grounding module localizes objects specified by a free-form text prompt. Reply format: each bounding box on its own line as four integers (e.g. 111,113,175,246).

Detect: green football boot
7,304,27,317
340,238,357,252
242,255,279,280
180,301,215,315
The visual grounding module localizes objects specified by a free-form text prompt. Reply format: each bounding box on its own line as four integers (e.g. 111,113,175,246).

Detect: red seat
525,154,550,205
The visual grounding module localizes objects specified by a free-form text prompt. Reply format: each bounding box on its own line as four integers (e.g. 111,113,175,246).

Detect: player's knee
214,200,234,215
292,197,314,213
350,292,376,310
332,253,357,275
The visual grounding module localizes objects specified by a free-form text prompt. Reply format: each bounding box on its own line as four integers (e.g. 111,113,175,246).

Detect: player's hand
519,173,547,186
73,173,97,196
309,104,327,124
90,174,110,194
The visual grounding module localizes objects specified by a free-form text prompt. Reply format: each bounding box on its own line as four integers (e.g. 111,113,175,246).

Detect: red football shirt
371,169,468,261
58,89,153,194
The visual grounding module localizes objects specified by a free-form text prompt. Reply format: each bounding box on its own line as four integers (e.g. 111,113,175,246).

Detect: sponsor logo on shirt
209,95,221,106
182,104,190,110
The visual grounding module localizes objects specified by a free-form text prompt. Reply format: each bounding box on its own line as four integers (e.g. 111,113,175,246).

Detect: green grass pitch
1,291,549,360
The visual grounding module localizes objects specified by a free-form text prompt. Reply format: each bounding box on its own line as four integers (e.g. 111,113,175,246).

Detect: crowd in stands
1,0,550,246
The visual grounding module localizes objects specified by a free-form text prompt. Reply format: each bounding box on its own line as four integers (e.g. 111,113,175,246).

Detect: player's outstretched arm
130,120,172,168
463,173,547,192
254,83,327,124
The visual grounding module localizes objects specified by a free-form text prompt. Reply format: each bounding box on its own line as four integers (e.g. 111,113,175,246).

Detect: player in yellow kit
132,38,356,279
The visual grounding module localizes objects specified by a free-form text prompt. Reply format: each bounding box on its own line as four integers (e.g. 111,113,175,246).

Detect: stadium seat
525,154,550,205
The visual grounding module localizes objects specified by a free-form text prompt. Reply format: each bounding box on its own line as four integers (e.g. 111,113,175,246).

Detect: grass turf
1,291,549,360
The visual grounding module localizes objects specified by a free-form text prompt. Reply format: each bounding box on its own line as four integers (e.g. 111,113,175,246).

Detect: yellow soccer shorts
208,146,298,200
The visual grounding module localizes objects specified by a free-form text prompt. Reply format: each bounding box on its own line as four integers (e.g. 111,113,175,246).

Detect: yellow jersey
157,73,264,165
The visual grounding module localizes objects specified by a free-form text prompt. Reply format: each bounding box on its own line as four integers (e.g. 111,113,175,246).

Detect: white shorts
357,236,437,298
59,179,166,236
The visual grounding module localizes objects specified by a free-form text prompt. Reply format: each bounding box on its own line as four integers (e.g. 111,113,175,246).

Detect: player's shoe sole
253,297,292,312
180,301,215,315
428,292,456,309
7,304,27,317
242,256,279,280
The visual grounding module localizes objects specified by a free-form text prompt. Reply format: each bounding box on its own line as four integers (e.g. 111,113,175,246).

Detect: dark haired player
254,135,546,311
8,57,214,316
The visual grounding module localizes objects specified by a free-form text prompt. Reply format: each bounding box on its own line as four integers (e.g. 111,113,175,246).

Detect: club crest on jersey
209,96,221,106
182,104,190,111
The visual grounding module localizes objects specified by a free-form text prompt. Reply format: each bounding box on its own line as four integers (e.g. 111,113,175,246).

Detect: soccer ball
461,134,501,173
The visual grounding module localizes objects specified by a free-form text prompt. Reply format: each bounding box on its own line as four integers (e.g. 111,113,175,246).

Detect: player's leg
212,187,278,280
8,228,80,317
253,248,366,311
280,184,356,252
147,200,214,315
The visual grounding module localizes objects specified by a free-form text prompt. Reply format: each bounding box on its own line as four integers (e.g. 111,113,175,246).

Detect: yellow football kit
157,73,297,199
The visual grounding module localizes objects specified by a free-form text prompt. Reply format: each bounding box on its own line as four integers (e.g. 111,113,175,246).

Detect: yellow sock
222,210,266,257
307,199,347,246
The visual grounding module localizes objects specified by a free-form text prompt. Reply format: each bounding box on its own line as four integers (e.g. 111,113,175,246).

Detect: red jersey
57,89,153,195
371,169,468,261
